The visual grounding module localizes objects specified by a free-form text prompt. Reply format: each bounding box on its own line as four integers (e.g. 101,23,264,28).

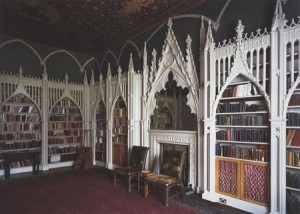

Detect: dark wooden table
3,150,40,179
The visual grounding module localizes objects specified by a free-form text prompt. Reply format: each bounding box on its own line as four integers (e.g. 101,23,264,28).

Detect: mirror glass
150,72,197,131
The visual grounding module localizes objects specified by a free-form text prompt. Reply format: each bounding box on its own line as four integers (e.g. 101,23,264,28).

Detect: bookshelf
48,98,83,167
95,100,106,163
157,106,173,130
286,87,300,213
215,80,270,206
285,36,300,214
0,94,41,173
112,96,128,167
150,105,173,130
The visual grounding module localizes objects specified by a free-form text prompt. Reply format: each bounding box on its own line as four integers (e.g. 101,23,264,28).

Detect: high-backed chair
113,146,149,192
143,150,185,207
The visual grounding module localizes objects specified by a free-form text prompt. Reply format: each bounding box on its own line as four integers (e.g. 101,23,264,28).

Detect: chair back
129,146,149,170
160,150,185,180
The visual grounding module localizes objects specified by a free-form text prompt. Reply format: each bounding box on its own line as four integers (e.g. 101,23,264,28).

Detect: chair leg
128,176,132,192
180,184,185,199
113,173,116,187
165,187,169,207
137,172,141,192
144,180,148,198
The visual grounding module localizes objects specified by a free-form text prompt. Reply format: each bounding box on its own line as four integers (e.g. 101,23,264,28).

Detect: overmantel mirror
150,71,197,131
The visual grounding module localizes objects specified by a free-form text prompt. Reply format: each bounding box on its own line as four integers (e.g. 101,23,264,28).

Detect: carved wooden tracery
145,18,199,119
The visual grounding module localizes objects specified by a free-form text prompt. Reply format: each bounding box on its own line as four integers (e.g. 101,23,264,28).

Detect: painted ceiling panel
0,0,204,56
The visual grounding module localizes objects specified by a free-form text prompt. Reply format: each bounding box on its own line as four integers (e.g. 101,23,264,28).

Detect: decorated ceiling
0,0,204,56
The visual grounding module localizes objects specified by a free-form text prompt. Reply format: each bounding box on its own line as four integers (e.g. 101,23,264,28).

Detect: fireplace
148,130,197,188
160,143,189,185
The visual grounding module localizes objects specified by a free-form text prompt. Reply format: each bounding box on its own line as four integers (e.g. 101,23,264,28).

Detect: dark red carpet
0,167,198,214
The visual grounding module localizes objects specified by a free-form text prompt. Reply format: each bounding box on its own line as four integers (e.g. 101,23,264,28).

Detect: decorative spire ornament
272,0,287,31
235,20,244,43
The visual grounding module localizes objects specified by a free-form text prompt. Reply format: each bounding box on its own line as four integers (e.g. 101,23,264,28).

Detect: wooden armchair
113,146,149,192
143,150,185,207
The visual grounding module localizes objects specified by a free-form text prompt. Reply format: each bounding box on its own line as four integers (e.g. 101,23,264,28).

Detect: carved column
270,1,287,212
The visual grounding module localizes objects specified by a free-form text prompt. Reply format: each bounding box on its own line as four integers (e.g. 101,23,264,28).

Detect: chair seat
145,174,179,187
114,167,139,175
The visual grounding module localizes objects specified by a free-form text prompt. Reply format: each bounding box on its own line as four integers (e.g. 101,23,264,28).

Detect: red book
287,130,296,146
291,130,300,146
226,129,231,141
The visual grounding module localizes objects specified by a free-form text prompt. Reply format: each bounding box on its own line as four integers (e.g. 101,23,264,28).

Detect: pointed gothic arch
145,19,199,121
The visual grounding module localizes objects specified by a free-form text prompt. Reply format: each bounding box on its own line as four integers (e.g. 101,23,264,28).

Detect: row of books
113,127,127,135
287,150,300,167
286,192,300,214
0,141,41,150
216,144,269,162
6,96,33,104
95,143,106,152
113,109,127,117
49,115,82,121
49,130,63,136
48,136,82,144
113,117,127,126
287,112,300,126
96,129,105,137
286,171,300,189
0,123,41,132
222,83,256,98
289,93,300,106
95,152,106,162
48,129,82,137
96,136,105,144
216,129,269,142
216,114,268,126
54,99,77,107
0,132,41,141
51,106,80,114
159,106,171,113
96,121,106,129
158,112,172,119
217,102,263,113
9,159,34,168
0,114,40,122
286,129,300,146
112,135,127,144
96,112,106,120
48,146,78,155
1,105,36,113
48,122,83,129
65,99,78,107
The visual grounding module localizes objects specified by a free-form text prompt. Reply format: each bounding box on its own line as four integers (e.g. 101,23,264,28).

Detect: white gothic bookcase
202,1,300,213
0,0,300,213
